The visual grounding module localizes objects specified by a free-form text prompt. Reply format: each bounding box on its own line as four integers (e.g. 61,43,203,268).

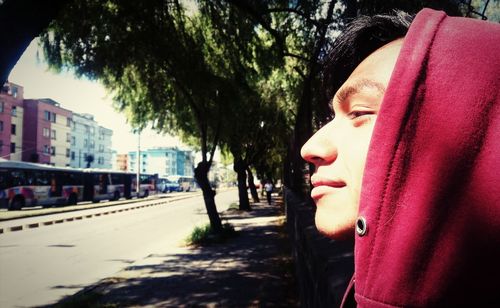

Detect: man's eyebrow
334,79,386,106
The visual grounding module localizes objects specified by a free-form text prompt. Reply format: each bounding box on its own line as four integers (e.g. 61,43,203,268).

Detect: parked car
158,178,181,193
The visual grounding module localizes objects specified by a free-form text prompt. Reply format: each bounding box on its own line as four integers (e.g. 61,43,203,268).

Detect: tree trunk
246,166,260,203
234,158,251,211
194,161,223,233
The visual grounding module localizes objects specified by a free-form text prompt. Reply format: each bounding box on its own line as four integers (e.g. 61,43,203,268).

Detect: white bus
167,175,197,192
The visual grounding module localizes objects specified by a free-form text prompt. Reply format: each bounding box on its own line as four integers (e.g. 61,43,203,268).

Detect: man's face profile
301,39,403,239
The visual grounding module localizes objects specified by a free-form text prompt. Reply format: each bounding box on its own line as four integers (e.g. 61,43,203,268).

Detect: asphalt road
0,189,238,308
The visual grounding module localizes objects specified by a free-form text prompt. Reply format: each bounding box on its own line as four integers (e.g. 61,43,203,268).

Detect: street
0,189,237,308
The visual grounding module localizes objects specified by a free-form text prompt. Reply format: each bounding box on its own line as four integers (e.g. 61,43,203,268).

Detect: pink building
0,82,25,160
22,99,73,166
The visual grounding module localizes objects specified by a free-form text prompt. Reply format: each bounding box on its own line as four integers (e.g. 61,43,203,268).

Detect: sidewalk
51,197,298,307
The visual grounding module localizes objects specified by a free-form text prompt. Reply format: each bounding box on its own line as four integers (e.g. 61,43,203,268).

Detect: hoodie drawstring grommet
356,216,367,236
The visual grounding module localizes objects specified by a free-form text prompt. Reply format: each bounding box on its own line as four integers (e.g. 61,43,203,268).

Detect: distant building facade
128,147,194,177
70,113,113,169
22,98,72,166
0,82,24,161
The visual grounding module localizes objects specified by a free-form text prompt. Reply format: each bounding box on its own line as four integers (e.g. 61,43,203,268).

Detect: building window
90,140,95,148
11,86,18,98
11,124,16,135
66,118,72,127
98,157,104,164
66,148,70,158
11,106,17,116
44,111,56,123
51,129,56,140
71,136,76,145
43,145,50,154
99,144,104,152
10,142,15,153
0,101,4,113
0,140,3,151
71,151,75,160
0,120,3,132
43,127,50,138
50,146,56,156
66,132,71,142
90,127,95,135
84,139,88,147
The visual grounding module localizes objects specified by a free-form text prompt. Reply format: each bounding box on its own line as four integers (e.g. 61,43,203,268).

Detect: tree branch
264,7,320,26
284,52,310,62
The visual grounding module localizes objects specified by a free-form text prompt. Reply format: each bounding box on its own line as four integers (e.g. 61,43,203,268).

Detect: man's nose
300,124,338,166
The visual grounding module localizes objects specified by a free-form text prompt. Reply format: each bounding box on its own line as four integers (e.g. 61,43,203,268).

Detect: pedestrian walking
264,181,273,205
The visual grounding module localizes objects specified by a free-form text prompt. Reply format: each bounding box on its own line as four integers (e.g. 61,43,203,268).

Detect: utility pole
136,129,141,194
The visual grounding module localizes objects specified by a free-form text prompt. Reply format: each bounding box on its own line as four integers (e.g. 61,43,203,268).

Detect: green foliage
186,222,237,246
39,0,467,188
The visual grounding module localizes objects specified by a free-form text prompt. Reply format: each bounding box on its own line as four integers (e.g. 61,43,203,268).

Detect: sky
8,39,187,155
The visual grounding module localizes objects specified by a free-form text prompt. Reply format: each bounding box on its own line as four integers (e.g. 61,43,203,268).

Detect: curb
0,193,198,235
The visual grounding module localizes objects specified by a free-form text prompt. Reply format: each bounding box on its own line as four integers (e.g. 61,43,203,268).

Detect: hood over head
353,8,500,307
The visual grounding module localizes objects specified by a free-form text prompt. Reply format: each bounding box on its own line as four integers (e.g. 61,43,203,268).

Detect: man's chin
315,213,355,240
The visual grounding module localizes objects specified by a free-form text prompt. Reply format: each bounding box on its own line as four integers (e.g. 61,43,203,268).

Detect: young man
301,8,500,307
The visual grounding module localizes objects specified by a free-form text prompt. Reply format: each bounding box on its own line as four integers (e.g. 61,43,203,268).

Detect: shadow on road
47,200,297,307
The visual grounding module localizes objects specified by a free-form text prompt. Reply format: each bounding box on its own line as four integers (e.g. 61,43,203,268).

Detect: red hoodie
347,9,500,307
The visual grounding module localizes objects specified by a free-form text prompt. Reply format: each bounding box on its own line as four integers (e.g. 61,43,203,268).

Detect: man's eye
348,110,374,119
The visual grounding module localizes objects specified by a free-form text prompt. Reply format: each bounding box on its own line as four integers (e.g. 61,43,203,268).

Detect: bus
83,169,157,202
167,175,197,192
0,160,84,210
0,159,158,210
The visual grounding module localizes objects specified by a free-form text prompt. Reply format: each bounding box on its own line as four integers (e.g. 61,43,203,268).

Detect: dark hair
320,11,414,117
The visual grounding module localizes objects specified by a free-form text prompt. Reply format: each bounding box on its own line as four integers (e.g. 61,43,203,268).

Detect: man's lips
310,176,346,200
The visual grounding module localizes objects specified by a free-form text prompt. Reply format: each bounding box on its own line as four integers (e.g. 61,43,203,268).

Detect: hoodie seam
355,292,405,308
362,10,447,297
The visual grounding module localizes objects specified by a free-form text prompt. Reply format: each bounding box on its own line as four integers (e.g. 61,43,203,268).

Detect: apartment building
22,98,72,166
0,82,24,161
70,113,113,169
128,147,194,177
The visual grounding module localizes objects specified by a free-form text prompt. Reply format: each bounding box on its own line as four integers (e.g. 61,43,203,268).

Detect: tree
195,1,291,210
41,0,229,232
